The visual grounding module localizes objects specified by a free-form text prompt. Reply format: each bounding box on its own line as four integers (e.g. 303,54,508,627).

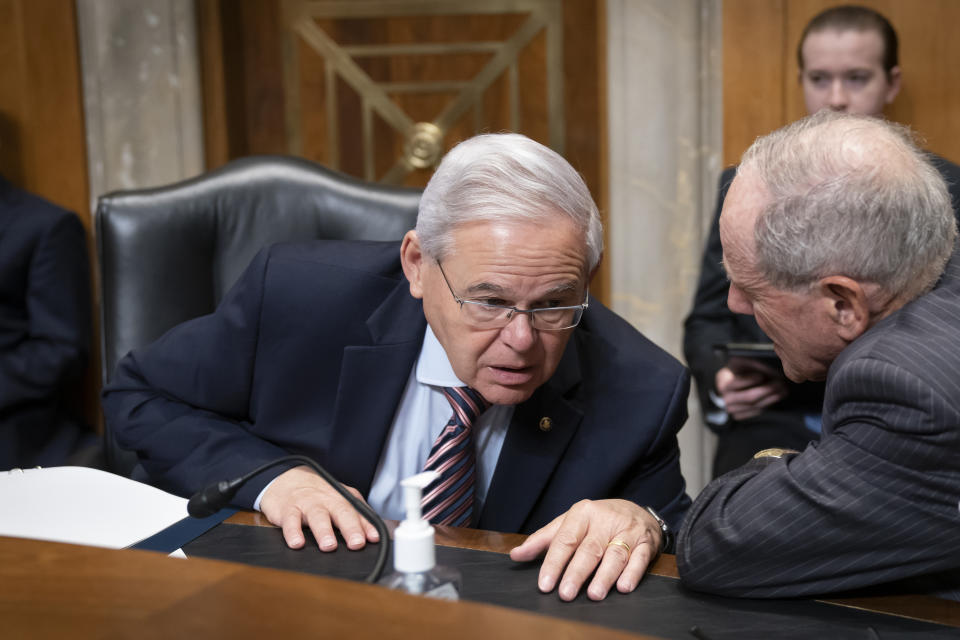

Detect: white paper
0,466,188,549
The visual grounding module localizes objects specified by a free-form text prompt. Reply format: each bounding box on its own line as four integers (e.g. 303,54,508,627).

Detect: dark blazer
677,249,960,600
103,240,691,533
0,176,91,469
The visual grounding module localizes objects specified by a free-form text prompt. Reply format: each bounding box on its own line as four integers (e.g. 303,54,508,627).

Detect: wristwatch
753,447,799,460
643,505,673,555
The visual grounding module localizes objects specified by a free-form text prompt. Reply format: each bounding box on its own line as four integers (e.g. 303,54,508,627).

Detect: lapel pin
539,417,553,432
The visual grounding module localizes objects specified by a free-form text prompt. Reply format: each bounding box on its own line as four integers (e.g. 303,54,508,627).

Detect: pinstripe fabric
677,250,960,601
421,387,489,527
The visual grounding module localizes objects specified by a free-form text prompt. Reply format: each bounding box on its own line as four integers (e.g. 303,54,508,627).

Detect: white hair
416,133,603,270
740,111,956,302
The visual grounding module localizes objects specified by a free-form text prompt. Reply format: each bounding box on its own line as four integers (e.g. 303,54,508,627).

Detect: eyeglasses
437,262,588,331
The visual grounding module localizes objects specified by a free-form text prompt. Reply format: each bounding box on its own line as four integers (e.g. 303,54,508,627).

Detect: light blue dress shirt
255,325,512,522
367,325,512,521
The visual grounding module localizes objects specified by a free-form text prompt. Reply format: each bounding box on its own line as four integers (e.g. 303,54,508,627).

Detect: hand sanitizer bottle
377,471,462,601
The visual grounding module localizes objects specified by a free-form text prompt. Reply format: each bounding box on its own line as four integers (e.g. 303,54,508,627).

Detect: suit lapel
479,335,584,532
328,278,426,495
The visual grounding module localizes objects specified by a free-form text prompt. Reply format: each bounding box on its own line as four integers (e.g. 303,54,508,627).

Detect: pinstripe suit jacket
677,249,960,600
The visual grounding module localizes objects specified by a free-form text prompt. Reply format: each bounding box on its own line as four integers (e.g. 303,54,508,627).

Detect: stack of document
0,466,188,549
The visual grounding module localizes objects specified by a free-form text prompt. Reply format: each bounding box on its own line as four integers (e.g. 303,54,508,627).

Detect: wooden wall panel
198,0,230,169
722,0,786,167
199,0,609,302
0,1,30,188
291,11,550,188
724,0,960,166
0,0,88,225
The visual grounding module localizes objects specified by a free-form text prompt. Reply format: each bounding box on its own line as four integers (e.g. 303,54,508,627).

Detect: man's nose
828,79,848,111
499,311,537,351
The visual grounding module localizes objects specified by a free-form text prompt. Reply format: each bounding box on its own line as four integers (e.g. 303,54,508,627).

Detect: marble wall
606,0,722,495
76,0,203,214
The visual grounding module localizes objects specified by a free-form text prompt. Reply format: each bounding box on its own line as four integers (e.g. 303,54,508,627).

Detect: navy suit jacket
103,240,691,533
677,249,960,600
0,176,91,469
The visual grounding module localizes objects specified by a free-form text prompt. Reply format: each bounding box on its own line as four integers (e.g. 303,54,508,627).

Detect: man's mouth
488,364,535,385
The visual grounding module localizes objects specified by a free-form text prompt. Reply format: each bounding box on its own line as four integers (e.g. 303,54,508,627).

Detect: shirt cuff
252,477,278,512
705,388,729,427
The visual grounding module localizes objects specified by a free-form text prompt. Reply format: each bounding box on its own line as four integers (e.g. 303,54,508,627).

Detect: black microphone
187,478,244,518
187,454,391,583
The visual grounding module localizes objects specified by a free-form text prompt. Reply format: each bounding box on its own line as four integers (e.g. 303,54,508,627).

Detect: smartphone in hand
713,342,783,376
712,342,779,360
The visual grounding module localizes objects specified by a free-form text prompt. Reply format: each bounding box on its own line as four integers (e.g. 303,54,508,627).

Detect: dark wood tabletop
223,511,960,629
3,511,956,638
0,533,651,639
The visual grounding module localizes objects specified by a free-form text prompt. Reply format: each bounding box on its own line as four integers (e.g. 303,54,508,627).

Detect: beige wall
77,0,204,212
606,0,722,496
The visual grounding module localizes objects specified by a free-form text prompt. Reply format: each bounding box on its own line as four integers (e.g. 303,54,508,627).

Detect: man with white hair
104,133,690,566
513,111,960,601
678,111,960,599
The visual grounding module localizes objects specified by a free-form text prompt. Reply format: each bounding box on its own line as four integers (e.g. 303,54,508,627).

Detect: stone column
606,0,722,496
76,0,203,213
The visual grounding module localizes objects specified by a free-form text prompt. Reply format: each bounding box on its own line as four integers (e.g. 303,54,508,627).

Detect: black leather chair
96,155,421,475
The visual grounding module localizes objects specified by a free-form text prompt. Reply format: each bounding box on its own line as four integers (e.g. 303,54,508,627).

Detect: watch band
753,447,799,460
643,505,673,555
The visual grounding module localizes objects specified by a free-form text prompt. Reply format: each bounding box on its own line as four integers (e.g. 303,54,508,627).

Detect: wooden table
1,512,956,639
0,534,647,639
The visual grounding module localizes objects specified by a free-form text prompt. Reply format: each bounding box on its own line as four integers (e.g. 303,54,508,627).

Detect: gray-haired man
515,111,960,601
105,133,690,576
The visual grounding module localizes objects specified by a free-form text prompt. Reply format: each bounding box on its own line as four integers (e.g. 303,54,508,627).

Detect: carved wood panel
199,0,608,300
282,0,565,187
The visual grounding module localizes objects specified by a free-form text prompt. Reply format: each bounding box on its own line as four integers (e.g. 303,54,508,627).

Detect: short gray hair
416,133,603,270
740,110,956,302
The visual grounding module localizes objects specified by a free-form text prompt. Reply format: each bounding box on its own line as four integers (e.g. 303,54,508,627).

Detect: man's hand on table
509,499,662,601
259,465,379,552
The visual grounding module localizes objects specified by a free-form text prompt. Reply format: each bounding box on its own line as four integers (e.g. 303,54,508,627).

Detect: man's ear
885,65,902,104
818,275,870,342
400,230,426,299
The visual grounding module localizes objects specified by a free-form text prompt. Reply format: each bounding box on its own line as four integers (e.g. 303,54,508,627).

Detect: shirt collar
416,324,466,388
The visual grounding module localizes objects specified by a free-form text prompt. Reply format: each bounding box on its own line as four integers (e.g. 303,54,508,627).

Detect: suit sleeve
0,212,90,410
682,168,737,426
102,247,292,506
676,357,960,598
620,366,691,535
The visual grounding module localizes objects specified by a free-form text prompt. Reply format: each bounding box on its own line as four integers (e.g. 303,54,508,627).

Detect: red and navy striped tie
420,386,490,527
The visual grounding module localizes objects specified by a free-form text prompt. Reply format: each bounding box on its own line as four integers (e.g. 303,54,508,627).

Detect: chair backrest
96,155,421,475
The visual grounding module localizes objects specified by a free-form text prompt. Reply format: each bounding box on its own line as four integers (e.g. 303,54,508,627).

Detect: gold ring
606,538,631,554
